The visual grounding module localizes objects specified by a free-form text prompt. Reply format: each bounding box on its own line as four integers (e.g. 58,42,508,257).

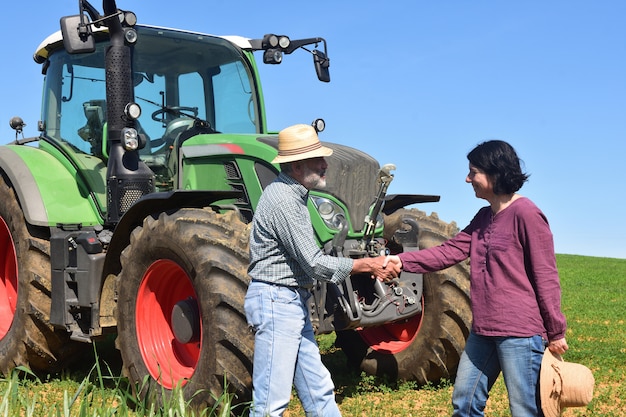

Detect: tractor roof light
263,49,283,64
124,28,138,44
262,34,290,49
123,11,137,26
278,36,290,49
260,34,290,64
263,34,278,48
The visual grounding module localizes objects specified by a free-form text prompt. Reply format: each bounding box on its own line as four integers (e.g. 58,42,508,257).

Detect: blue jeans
244,281,341,417
452,331,545,417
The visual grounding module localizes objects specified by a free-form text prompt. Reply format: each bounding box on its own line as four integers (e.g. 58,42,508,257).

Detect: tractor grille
119,183,152,212
223,161,254,223
224,161,240,183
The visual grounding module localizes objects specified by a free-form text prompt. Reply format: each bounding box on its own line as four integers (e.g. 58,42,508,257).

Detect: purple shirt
398,197,566,341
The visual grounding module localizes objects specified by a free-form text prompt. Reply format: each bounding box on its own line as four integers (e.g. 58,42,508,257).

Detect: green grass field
1,254,624,416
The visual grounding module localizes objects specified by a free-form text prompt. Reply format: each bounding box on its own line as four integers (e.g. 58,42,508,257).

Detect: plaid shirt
248,172,353,288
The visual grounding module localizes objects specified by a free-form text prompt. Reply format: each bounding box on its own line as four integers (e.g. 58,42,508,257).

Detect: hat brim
272,145,333,164
540,348,562,417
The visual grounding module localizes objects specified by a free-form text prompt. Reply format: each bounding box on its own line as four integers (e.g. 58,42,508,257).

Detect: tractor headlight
375,213,384,229
124,102,142,120
312,197,346,230
122,127,139,151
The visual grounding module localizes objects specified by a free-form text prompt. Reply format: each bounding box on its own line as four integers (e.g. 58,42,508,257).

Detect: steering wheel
151,106,199,122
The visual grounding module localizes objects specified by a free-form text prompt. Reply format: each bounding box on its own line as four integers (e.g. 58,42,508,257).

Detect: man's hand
351,256,401,281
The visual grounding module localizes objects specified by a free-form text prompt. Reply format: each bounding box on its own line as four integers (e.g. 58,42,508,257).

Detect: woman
385,140,568,417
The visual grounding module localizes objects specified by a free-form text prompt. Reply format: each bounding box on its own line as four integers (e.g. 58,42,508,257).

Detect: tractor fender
0,146,102,227
102,189,243,277
0,146,48,226
382,193,441,216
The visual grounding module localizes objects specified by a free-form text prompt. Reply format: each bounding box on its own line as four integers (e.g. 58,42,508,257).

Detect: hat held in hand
540,348,594,417
272,124,333,164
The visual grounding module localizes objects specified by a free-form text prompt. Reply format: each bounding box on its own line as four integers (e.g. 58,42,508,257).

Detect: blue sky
1,1,624,259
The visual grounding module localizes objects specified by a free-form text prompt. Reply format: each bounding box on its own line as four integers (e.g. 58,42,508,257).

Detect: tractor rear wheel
0,177,81,376
116,208,253,408
336,208,471,384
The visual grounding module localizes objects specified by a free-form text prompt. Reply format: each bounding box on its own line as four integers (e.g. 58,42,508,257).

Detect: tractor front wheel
116,208,253,408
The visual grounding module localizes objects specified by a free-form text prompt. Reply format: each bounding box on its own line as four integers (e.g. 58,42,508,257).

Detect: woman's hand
548,338,568,355
382,255,403,271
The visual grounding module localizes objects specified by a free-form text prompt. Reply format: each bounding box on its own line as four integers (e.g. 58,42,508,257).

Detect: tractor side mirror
313,49,330,83
60,15,96,54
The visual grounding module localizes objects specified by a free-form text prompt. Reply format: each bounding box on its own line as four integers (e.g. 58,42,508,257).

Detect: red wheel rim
135,259,201,389
357,299,424,354
0,217,18,338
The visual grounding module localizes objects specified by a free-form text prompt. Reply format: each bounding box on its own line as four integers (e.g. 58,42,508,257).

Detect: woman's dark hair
467,140,529,194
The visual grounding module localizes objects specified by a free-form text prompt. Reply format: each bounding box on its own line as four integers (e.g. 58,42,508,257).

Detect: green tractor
0,0,470,407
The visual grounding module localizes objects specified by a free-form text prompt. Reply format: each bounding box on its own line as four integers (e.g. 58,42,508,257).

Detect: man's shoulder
263,178,294,201
256,180,299,218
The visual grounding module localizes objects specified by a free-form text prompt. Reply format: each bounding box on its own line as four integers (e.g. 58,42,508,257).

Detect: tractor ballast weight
0,0,471,407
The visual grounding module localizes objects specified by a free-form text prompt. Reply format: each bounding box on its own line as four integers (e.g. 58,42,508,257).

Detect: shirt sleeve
518,206,567,340
272,197,353,284
398,230,471,274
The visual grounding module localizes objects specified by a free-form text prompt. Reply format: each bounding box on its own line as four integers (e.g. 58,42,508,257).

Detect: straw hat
272,124,333,164
540,348,595,417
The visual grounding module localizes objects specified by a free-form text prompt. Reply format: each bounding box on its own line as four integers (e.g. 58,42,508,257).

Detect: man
244,124,398,417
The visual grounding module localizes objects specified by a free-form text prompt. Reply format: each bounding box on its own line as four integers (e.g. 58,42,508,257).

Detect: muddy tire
116,208,253,408
0,177,81,376
336,208,471,383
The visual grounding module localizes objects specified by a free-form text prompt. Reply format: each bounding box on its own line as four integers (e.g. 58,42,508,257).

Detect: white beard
302,167,326,189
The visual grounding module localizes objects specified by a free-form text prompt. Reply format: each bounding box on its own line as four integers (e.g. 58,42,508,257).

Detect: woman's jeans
452,331,545,417
244,281,341,417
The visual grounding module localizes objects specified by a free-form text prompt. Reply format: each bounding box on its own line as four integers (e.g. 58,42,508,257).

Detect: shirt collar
278,171,309,202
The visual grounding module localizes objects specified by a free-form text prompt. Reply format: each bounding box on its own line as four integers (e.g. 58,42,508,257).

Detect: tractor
0,0,471,408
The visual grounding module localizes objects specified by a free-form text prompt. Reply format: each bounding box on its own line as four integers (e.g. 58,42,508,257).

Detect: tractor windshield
41,26,260,160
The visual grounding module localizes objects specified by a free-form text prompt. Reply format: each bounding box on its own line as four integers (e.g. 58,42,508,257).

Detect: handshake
369,255,404,282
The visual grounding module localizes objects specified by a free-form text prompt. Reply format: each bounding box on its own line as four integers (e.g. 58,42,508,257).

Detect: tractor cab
36,26,262,194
